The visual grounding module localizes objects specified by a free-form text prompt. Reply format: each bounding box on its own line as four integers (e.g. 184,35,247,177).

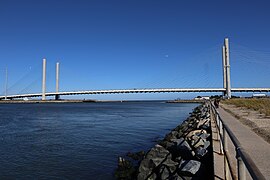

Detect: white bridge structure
1,88,270,100
1,38,270,100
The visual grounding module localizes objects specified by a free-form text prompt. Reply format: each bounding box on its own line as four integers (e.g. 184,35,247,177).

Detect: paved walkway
217,106,270,178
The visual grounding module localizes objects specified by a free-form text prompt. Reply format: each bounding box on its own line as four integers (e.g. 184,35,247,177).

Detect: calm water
0,101,198,179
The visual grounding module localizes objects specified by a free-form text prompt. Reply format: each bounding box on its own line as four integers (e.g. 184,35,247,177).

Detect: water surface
0,101,199,179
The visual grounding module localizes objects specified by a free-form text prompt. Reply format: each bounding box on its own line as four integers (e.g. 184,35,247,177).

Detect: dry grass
222,98,270,116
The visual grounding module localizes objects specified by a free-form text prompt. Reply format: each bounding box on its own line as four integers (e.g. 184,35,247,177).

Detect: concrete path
217,106,270,178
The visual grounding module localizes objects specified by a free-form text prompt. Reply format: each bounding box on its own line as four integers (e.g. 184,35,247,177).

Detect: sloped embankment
116,103,213,179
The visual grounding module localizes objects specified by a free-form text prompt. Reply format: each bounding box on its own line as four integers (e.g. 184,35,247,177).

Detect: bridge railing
210,102,266,180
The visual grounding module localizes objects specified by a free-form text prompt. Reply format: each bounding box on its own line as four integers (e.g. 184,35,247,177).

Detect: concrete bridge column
42,58,46,100
222,45,227,97
224,38,231,99
55,62,60,100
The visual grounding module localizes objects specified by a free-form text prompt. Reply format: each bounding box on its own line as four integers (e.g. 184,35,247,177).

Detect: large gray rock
186,130,207,138
138,145,171,179
171,137,185,145
175,156,183,163
195,146,208,159
137,172,157,180
138,159,155,179
171,131,179,137
178,160,201,177
146,145,171,166
171,175,193,180
168,174,185,180
197,118,210,129
188,135,206,149
158,165,170,179
175,138,195,159
198,132,210,139
176,122,190,134
204,140,210,149
162,157,178,173
200,119,211,130
137,103,212,180
165,131,179,141
159,140,175,150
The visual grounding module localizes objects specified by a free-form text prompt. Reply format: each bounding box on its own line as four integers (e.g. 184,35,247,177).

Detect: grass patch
222,98,270,116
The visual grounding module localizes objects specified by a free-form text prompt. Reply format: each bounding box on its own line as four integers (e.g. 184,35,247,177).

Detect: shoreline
115,102,213,179
0,99,202,104
166,100,204,103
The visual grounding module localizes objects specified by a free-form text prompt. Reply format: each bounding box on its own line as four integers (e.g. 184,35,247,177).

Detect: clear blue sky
0,0,270,100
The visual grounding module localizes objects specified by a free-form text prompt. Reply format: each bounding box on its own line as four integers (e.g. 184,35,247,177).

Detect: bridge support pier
42,58,46,100
55,62,60,100
222,45,227,97
223,38,231,99
55,94,60,100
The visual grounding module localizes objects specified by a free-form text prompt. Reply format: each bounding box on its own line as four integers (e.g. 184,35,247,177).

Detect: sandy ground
221,103,270,144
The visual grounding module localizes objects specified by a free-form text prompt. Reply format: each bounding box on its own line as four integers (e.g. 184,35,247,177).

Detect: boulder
198,132,210,140
168,174,186,180
176,122,190,134
137,171,157,180
178,160,201,177
136,103,212,180
189,136,205,149
138,145,171,179
186,130,207,139
171,138,185,145
175,138,195,159
146,145,171,166
175,156,183,163
148,173,157,180
195,146,208,159
138,158,155,179
197,118,210,129
165,131,177,141
203,141,210,149
162,157,178,173
158,165,170,179
159,140,175,150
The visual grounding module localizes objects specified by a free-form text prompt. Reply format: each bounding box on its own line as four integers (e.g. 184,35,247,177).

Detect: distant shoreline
0,99,100,104
166,100,204,103
0,99,202,104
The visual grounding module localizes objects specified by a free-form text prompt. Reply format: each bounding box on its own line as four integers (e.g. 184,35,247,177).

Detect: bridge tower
224,38,231,99
4,67,8,100
55,62,60,100
42,58,46,100
222,45,226,96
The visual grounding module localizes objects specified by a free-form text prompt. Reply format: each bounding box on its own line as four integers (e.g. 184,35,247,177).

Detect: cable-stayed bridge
1,38,270,100
1,88,270,100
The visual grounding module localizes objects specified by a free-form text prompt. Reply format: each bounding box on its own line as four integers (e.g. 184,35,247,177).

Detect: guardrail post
223,126,229,179
216,114,220,128
216,114,224,155
219,119,223,137
237,150,246,180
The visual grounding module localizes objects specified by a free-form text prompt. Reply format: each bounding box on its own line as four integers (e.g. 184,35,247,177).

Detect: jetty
116,101,269,179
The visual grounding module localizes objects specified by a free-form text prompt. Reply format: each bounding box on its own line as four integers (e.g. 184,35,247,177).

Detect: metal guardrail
210,102,266,180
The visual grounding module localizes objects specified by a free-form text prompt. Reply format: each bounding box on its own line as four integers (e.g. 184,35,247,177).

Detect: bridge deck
0,88,270,99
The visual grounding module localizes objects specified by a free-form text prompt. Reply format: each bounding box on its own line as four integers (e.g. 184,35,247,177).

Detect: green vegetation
223,98,270,116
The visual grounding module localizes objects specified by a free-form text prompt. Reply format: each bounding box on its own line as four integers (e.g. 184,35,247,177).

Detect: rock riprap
115,103,213,180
